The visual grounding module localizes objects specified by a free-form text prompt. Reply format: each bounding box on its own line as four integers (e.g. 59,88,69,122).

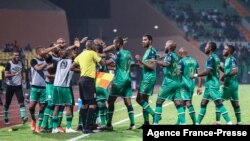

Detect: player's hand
15,71,21,76
99,53,106,57
135,55,141,61
108,53,115,58
197,87,202,95
80,37,88,43
156,54,165,59
149,58,157,63
123,37,128,44
74,39,81,47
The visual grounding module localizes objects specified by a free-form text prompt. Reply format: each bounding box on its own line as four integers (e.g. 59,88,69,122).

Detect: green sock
52,116,58,129
41,114,49,128
215,107,221,122
234,106,241,123
176,106,186,125
98,100,107,126
48,116,53,129
20,106,26,119
107,106,114,126
29,108,36,121
127,105,135,125
99,108,107,126
66,115,73,128
153,103,162,124
217,104,231,123
176,105,186,124
4,106,9,121
99,107,107,126
38,110,44,127
48,108,54,129
197,105,207,124
143,110,149,124
41,106,52,128
188,105,196,124
141,101,155,116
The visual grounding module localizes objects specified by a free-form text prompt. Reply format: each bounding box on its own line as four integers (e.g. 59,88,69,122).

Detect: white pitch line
67,101,173,141
67,134,90,141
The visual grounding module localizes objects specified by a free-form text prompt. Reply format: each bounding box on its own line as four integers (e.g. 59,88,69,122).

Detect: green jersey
205,53,220,89
162,51,179,84
97,56,108,72
224,56,238,87
141,47,157,83
112,49,132,85
178,56,199,90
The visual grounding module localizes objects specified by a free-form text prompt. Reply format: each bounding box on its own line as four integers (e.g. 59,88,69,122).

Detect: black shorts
5,85,24,106
78,77,96,104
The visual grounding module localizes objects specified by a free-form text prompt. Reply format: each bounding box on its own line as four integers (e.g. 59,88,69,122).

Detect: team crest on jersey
167,56,172,62
60,61,68,69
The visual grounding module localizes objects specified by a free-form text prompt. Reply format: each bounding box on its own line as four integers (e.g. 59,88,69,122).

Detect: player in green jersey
152,40,186,125
192,42,232,125
214,44,241,125
103,36,135,130
135,35,157,128
178,48,202,124
95,38,109,127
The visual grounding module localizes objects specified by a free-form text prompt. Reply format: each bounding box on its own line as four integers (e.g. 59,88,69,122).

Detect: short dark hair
114,36,124,45
227,44,236,54
143,34,153,41
208,42,217,52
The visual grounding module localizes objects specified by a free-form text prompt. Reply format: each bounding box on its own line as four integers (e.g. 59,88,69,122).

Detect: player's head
85,40,97,52
142,34,153,48
165,40,176,53
94,38,106,53
205,42,217,54
56,38,66,48
223,44,235,57
56,38,66,44
36,46,46,58
178,47,187,59
11,50,20,62
113,36,124,51
59,49,70,59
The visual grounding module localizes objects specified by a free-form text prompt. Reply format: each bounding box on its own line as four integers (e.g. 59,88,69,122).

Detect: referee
72,40,105,134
